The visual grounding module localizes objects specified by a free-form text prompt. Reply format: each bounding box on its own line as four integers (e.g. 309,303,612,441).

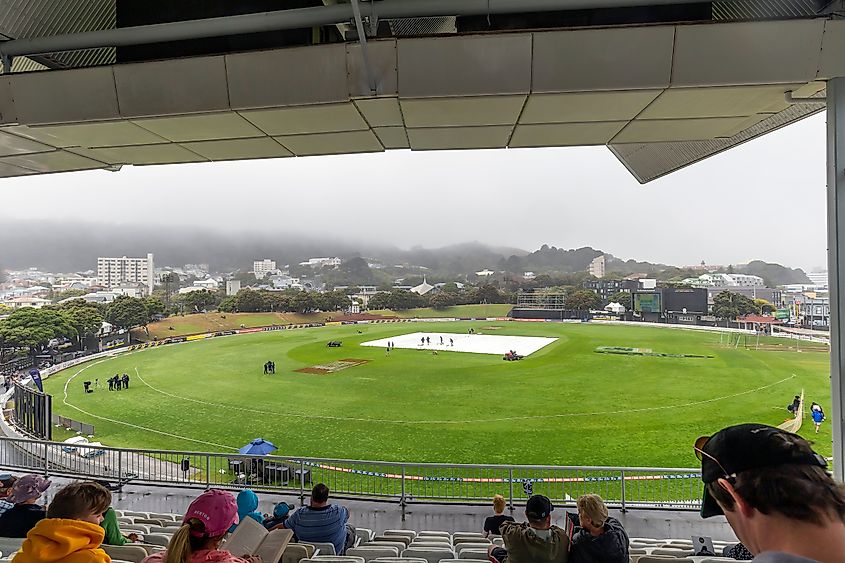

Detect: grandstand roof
0,0,841,182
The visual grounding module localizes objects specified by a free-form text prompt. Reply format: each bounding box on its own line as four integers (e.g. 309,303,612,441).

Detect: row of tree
0,295,166,360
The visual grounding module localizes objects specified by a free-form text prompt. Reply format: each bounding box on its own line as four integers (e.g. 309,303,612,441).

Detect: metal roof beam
0,0,752,62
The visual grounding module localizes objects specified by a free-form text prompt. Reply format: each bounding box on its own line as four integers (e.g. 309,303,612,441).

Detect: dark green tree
0,307,77,358
144,296,167,318
366,292,391,310
178,290,220,313
234,289,268,312
607,291,633,310
105,296,150,329
290,291,317,314
712,291,757,320
316,290,351,312
430,292,459,310
566,289,602,311
55,299,104,347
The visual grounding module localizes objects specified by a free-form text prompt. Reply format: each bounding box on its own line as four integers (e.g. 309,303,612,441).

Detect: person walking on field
812,405,825,433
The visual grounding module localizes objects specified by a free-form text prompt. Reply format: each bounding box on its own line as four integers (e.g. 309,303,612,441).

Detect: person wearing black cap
488,494,569,563
696,423,845,562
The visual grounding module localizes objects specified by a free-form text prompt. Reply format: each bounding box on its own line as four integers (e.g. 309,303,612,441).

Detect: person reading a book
696,423,845,562
141,489,261,563
282,483,354,555
488,494,569,563
569,494,629,563
13,481,112,563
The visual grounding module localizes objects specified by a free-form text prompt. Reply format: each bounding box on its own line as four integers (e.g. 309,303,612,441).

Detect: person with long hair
141,489,261,563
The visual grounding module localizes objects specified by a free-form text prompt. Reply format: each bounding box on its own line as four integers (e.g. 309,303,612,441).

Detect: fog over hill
0,218,810,285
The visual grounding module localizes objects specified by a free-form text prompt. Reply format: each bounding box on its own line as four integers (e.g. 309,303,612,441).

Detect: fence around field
0,435,703,511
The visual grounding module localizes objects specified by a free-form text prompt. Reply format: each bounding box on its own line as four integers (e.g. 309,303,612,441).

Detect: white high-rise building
97,254,154,295
589,255,606,278
253,259,277,279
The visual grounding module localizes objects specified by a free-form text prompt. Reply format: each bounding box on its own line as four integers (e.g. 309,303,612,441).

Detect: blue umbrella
238,438,277,456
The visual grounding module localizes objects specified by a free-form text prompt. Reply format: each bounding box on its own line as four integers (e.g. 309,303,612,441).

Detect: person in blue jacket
228,489,264,532
812,402,825,433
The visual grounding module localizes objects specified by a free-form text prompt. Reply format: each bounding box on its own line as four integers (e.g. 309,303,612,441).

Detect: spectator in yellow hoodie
13,481,112,563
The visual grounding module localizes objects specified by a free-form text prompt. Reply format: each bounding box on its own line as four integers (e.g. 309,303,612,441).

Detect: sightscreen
634,293,662,313
13,381,52,440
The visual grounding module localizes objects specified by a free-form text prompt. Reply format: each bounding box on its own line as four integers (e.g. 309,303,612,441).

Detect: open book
224,516,293,562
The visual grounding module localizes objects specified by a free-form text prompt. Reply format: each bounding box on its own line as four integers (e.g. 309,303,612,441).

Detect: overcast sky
0,112,828,271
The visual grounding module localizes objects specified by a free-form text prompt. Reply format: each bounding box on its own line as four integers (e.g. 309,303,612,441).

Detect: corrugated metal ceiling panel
388,17,457,36
0,0,115,68
712,0,826,20
608,96,825,183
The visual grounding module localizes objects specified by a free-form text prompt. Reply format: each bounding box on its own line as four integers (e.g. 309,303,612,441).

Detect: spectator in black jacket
0,474,50,537
570,494,629,563
484,494,515,537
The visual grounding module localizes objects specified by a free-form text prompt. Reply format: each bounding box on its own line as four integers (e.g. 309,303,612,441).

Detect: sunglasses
693,435,736,483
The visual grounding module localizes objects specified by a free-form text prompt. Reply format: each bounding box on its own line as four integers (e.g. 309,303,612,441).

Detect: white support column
828,77,845,481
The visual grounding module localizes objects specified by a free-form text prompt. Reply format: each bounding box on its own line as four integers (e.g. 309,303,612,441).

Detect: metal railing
0,436,703,511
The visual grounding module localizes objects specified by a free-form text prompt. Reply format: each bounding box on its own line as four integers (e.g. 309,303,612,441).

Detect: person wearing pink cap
141,489,261,563
0,474,50,537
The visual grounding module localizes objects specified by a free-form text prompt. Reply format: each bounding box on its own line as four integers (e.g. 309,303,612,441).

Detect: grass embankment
134,305,513,341
367,304,512,319
134,312,334,341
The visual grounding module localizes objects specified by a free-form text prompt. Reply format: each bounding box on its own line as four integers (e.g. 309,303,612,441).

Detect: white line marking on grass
60,362,237,451
133,366,797,425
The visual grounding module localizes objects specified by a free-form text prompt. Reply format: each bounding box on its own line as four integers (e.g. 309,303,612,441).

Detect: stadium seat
129,544,165,556
417,531,450,538
370,558,427,563
355,528,375,544
308,542,337,556
652,547,693,556
637,558,695,563
347,545,400,561
441,560,488,563
133,518,167,526
363,541,406,553
306,557,364,563
373,536,410,547
455,543,489,554
148,512,179,521
401,547,456,563
148,525,178,534
283,543,316,563
384,530,416,541
101,545,150,563
410,541,452,549
491,538,503,548
141,534,171,547
457,549,488,559
116,517,135,525
451,537,486,546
